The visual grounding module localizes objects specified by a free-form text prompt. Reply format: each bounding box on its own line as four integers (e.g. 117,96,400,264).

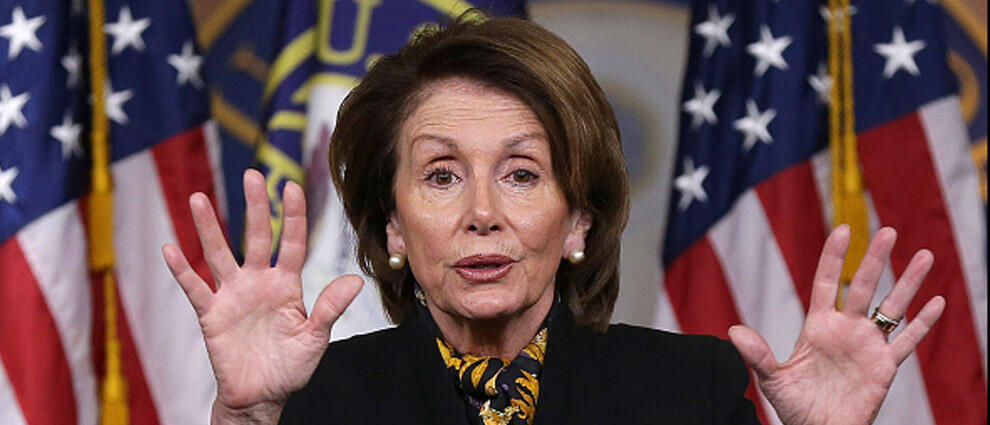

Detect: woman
162,15,945,425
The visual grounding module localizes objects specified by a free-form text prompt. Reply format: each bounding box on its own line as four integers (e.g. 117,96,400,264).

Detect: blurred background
0,0,985,424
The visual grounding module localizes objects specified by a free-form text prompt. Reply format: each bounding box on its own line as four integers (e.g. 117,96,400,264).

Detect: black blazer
279,310,762,425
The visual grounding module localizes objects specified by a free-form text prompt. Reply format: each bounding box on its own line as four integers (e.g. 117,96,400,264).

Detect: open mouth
453,254,515,282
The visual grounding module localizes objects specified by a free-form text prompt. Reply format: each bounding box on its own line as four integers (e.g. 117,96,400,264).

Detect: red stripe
152,126,223,291
858,112,987,425
0,238,77,425
664,237,770,425
755,160,828,312
79,199,162,425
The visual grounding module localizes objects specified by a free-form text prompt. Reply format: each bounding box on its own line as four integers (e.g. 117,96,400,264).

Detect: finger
877,249,934,320
162,243,215,315
242,169,274,267
308,275,364,338
728,325,779,380
189,192,238,280
843,227,897,316
808,225,850,313
891,296,946,365
275,180,307,273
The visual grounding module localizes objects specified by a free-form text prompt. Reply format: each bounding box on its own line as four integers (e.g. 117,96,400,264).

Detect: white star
747,25,792,77
168,41,204,88
0,7,45,59
104,82,133,125
683,82,720,129
0,165,19,204
694,5,734,57
808,63,833,104
733,99,776,151
50,113,83,159
674,158,709,210
103,6,150,55
62,46,82,88
819,5,859,23
0,85,30,136
874,27,926,78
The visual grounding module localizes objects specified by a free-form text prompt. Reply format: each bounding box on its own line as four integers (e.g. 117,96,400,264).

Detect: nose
466,178,501,235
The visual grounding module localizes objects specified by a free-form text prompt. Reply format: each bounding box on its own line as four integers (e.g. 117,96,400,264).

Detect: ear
386,215,406,256
562,210,593,259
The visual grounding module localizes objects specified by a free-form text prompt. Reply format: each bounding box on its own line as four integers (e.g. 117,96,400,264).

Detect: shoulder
556,323,756,424
314,325,409,383
586,323,743,372
280,326,414,423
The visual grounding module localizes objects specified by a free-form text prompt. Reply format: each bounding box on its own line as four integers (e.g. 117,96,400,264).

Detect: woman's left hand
728,225,946,425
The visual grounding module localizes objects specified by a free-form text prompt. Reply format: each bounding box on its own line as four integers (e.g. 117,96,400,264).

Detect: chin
454,289,528,321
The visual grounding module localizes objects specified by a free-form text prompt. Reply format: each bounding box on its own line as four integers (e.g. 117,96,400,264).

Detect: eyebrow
409,132,546,152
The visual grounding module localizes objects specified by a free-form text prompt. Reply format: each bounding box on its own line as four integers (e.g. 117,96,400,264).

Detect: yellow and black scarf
418,296,553,425
436,328,547,425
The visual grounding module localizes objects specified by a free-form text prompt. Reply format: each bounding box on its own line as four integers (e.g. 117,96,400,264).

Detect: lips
453,254,515,282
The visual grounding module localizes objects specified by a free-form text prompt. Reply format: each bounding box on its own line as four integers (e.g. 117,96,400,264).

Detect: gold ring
872,307,901,333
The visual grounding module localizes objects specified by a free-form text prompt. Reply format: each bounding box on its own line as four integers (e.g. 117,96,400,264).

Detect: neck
428,288,554,361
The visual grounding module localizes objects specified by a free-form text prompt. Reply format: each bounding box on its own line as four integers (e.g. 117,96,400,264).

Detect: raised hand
162,169,363,422
728,226,946,425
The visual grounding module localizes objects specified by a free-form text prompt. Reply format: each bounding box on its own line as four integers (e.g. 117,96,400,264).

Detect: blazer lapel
531,310,576,425
400,319,471,425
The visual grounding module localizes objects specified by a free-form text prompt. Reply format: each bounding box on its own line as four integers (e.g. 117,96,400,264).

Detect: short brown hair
329,13,629,331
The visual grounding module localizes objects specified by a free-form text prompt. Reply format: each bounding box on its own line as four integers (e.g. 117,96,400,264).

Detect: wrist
211,399,285,425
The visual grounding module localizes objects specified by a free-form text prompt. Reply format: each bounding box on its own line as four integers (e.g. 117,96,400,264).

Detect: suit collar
400,316,471,425
531,308,577,425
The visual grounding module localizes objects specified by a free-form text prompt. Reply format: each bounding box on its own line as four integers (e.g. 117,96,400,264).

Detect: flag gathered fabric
663,1,987,424
1,0,223,423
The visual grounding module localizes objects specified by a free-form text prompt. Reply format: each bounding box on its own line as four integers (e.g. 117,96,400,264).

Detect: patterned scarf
435,328,547,425
416,291,553,425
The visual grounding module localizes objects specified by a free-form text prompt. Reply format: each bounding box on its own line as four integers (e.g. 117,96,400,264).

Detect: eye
510,169,538,184
426,167,458,186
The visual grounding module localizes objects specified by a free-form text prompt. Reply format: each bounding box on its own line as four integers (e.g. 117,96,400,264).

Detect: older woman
162,15,945,425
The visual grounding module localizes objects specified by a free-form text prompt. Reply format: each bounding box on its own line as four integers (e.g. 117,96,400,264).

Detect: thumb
728,325,779,379
309,274,364,337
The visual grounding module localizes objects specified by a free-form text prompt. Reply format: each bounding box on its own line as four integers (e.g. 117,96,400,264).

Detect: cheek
508,189,572,259
399,195,461,275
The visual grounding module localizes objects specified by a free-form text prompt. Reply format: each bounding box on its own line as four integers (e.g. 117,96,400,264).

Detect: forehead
398,78,548,154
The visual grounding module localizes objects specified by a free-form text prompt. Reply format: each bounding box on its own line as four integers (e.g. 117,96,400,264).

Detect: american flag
1,0,531,423
0,0,223,423
663,1,986,424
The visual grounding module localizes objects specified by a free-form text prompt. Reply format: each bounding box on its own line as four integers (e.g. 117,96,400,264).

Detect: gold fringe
87,0,128,422
827,0,870,304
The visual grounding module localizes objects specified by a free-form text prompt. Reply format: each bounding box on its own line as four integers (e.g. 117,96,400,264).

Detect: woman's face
388,78,591,324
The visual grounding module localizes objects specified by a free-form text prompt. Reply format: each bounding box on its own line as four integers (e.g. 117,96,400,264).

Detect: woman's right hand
162,169,363,423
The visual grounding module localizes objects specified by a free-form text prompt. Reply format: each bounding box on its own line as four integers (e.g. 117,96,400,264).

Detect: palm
729,227,945,425
162,170,363,412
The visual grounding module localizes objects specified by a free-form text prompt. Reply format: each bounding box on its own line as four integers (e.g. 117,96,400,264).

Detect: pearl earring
388,253,406,270
567,249,585,264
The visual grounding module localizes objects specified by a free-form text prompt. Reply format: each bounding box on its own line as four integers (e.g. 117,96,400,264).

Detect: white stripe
918,96,988,375
16,202,98,425
0,364,27,425
203,119,228,222
113,151,215,425
810,149,833,227
709,190,803,425
709,191,805,364
652,278,682,333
